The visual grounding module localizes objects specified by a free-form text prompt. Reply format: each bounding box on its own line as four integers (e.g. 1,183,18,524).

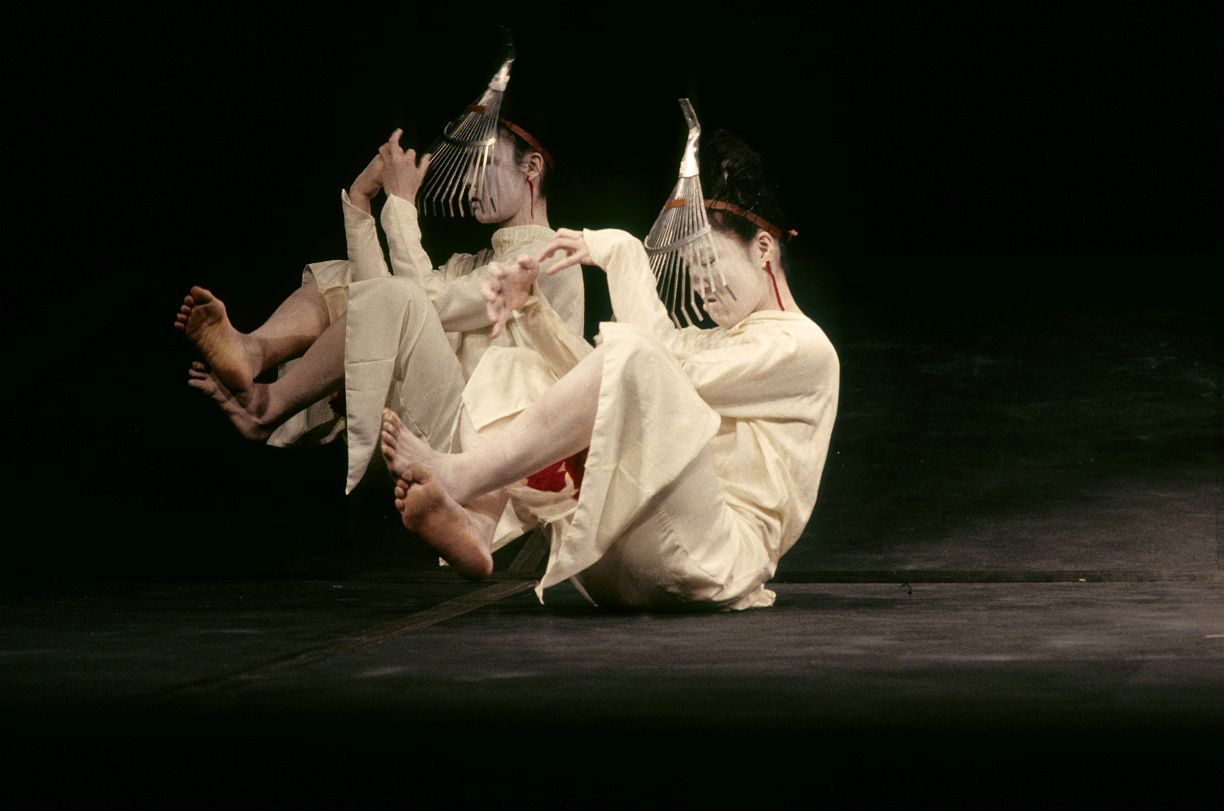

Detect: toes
403,464,430,485
381,408,406,434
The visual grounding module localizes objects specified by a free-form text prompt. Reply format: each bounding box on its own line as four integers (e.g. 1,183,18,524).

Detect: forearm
505,284,593,377
347,189,373,215
536,265,585,339
381,193,437,281
341,189,389,282
582,228,676,345
434,270,501,332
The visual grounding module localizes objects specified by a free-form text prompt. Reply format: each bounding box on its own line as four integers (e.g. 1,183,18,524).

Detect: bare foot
380,408,467,498
175,286,259,392
187,361,274,442
394,467,493,580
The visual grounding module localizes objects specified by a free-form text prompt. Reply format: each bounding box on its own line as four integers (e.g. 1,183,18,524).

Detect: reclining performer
176,49,583,492
379,107,840,610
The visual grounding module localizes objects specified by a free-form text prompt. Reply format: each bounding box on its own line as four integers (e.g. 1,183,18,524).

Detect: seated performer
378,108,840,610
176,49,584,493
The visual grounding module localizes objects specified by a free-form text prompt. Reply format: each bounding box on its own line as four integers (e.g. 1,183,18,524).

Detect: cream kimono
464,228,839,610
268,191,584,493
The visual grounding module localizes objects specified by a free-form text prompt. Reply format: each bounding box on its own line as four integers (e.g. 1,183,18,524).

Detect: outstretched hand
536,228,592,275
380,128,433,202
482,254,540,339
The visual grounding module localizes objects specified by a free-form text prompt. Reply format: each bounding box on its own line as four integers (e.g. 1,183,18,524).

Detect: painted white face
468,135,530,224
692,230,774,327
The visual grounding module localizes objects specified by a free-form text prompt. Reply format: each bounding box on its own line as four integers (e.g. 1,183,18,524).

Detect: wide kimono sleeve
581,228,677,345
536,261,585,341
380,193,494,333
339,189,390,282
504,280,594,378
582,227,828,414
670,322,834,415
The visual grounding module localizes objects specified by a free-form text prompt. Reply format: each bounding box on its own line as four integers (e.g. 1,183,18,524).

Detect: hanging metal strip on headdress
417,31,515,218
643,99,731,328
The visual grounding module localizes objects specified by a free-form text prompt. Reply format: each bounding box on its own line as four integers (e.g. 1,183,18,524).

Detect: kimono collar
491,224,555,258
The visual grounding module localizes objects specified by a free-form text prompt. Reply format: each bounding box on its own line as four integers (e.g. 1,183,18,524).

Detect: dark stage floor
2,265,1219,800
2,10,1217,802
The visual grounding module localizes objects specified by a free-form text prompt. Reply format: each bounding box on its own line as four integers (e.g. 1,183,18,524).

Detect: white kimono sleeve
505,282,594,377
669,328,828,414
582,228,822,412
582,228,677,345
340,189,390,282
380,194,491,333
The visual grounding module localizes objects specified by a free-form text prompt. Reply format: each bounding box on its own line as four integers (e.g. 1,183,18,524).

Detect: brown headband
498,117,556,170
459,107,556,169
705,199,798,240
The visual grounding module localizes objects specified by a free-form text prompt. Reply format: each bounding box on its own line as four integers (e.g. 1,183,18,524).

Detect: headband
499,115,555,170
705,199,798,240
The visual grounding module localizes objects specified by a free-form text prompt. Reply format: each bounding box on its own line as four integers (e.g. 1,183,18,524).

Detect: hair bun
702,130,790,242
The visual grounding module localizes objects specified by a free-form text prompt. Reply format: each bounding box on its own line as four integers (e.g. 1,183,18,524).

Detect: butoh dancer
380,103,839,610
176,46,583,493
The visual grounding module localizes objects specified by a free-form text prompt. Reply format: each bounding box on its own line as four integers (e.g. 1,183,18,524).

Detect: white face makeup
467,135,531,224
692,230,774,327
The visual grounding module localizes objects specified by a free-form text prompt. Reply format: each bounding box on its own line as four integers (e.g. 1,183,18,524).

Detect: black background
1,6,1217,574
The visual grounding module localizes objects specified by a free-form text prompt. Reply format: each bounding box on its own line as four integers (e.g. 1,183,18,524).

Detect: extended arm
537,229,827,411
378,128,439,283
538,228,676,345
342,151,391,282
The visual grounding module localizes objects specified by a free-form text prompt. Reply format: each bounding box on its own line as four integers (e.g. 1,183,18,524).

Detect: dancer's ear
521,152,544,184
753,230,779,267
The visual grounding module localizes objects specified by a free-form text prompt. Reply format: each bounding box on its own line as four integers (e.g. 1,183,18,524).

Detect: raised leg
379,345,604,578
381,343,603,505
247,283,332,369
189,312,344,439
176,283,330,391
